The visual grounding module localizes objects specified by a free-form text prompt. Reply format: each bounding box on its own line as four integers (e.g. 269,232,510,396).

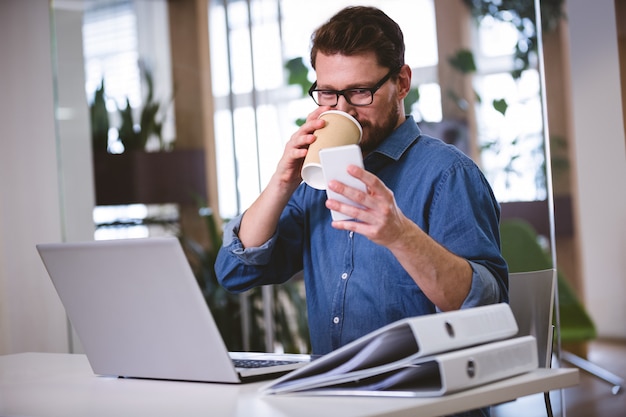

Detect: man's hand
273,106,330,191
325,165,408,246
325,165,473,311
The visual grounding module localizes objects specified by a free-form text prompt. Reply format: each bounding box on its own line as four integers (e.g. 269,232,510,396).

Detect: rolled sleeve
461,261,505,308
221,214,278,266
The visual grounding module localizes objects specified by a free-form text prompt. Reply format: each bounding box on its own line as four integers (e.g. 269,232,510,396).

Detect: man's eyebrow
315,81,375,90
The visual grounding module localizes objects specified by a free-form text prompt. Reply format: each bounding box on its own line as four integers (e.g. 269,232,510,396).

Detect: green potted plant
90,66,207,206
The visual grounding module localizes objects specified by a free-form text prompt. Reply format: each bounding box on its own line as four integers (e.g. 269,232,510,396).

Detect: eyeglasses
308,67,401,107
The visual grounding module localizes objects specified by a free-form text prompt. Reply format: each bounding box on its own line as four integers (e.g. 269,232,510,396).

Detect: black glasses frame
308,66,401,107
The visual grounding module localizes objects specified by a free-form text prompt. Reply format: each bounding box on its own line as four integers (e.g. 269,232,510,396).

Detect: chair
501,219,623,395
500,219,597,347
508,270,556,369
508,269,557,417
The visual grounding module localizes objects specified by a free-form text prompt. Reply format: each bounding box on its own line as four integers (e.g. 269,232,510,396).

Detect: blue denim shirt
215,116,508,356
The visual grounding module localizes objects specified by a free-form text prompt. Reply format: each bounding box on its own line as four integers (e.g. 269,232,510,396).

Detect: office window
82,0,140,154
82,0,177,239
471,15,547,202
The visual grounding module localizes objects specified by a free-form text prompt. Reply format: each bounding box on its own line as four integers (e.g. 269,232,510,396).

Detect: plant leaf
448,49,477,74
285,57,312,94
493,98,508,116
404,87,420,115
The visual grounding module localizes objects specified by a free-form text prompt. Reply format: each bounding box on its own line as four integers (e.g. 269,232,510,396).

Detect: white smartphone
319,144,366,221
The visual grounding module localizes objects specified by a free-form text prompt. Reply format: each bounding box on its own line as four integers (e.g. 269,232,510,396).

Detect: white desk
0,353,578,417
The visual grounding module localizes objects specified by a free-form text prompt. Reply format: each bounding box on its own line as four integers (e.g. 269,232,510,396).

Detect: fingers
327,165,383,205
345,165,386,194
325,166,399,235
275,107,330,184
288,106,329,152
325,168,374,222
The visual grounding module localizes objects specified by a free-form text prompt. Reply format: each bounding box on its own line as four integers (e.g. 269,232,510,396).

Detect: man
216,6,507,359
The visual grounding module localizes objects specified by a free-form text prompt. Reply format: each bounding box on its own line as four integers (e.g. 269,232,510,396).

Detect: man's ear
396,65,412,100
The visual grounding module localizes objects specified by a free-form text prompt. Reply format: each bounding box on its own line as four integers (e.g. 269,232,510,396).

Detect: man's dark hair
310,6,405,71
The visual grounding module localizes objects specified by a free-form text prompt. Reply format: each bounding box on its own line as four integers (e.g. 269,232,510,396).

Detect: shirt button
333,317,340,324
341,272,348,280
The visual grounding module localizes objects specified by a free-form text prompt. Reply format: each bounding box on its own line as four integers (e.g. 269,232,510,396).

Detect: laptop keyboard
232,359,299,369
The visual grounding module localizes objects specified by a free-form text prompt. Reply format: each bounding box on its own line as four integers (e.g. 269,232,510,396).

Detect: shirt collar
365,115,422,170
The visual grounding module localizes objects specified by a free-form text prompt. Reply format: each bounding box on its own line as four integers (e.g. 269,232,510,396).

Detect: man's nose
334,94,354,113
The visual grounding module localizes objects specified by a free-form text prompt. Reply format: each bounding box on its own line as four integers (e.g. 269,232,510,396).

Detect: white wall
0,0,68,354
0,0,95,355
565,0,626,338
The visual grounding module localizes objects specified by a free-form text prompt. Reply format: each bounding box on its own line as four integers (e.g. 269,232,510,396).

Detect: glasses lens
345,89,373,106
314,91,337,106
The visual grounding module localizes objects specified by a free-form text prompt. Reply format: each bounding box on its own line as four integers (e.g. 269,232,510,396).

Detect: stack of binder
262,303,538,397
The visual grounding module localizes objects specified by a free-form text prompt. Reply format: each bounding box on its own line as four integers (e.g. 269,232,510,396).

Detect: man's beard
358,100,401,155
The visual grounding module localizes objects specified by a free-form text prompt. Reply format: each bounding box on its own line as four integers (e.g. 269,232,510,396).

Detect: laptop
36,237,310,383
